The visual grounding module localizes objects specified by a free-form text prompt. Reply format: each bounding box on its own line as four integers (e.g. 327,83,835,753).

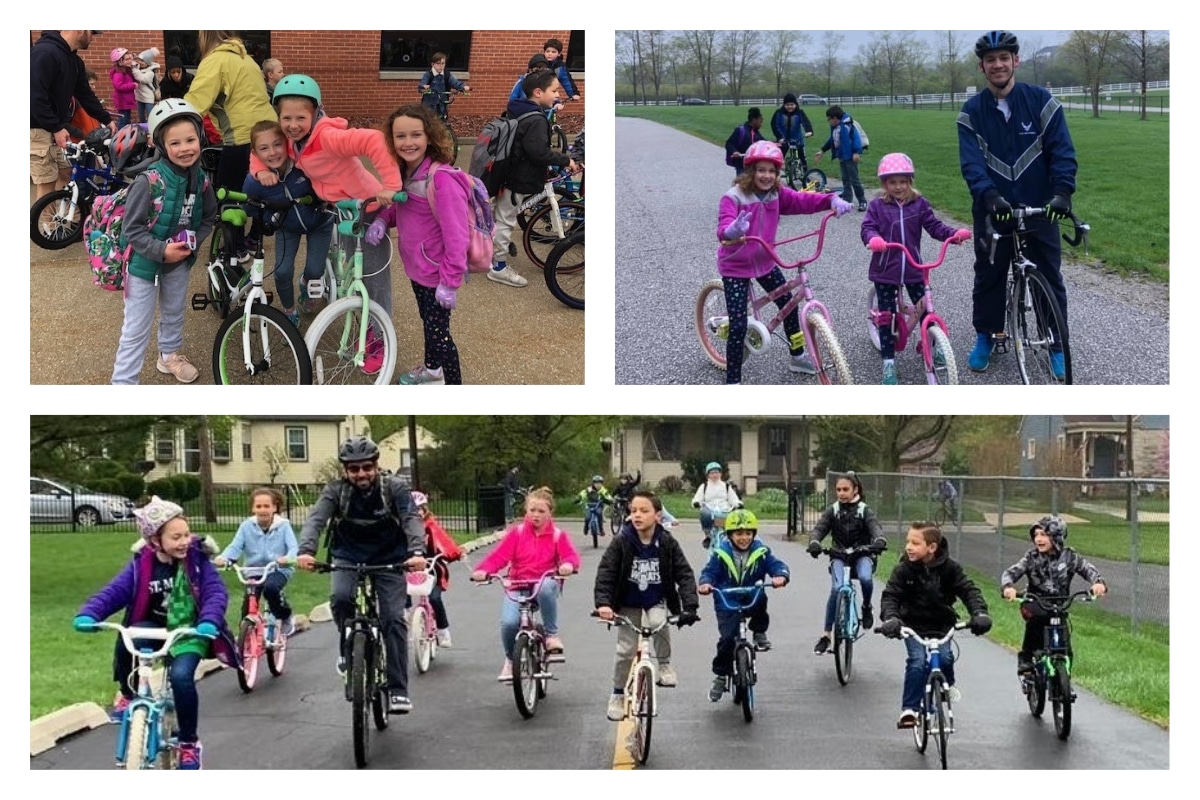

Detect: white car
798,94,828,106
30,476,136,526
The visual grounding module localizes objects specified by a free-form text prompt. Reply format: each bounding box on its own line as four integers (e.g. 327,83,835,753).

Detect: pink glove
723,208,752,240
435,283,457,310
365,218,388,246
952,228,972,243
831,196,854,217
868,236,887,253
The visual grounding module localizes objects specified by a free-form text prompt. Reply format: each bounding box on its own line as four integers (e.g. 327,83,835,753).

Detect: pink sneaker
361,326,384,375
545,635,564,653
109,695,131,724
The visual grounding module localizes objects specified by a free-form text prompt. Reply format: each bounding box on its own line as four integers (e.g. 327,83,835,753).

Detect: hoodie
184,38,275,145
217,513,300,578
880,546,987,638
502,96,569,195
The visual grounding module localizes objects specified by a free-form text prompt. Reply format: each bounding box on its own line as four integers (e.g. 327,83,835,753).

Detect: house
1018,415,1169,479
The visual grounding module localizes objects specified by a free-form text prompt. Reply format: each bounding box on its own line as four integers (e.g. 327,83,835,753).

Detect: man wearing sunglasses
297,436,427,714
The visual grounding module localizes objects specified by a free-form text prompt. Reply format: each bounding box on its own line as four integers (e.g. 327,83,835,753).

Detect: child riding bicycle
213,486,299,636
770,93,813,164
410,490,464,647
576,475,614,537
692,461,741,548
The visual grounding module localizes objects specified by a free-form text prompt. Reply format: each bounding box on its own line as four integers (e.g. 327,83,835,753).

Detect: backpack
852,119,870,152
426,163,495,273
322,477,410,553
469,110,542,197
82,186,134,290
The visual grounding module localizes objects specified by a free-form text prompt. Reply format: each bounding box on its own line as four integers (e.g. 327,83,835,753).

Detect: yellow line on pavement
612,717,637,769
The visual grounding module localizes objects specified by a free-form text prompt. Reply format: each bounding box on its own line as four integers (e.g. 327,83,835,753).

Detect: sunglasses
345,463,376,475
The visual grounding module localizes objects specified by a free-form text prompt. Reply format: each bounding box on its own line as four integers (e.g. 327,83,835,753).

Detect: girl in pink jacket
108,48,137,129
471,487,581,681
249,74,403,377
715,141,853,385
365,104,468,385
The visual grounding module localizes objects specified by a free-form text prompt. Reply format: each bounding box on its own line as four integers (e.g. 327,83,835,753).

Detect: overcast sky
804,30,1069,54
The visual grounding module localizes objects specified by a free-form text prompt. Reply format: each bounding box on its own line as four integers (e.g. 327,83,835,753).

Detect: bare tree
718,29,763,104
1116,30,1169,119
767,30,806,101
815,32,845,99
900,38,929,106
641,31,668,104
1062,30,1121,117
865,30,916,103
936,30,968,108
616,30,640,102
1019,34,1046,87
681,30,719,103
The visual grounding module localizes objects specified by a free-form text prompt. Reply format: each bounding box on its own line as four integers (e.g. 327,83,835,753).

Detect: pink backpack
426,163,495,273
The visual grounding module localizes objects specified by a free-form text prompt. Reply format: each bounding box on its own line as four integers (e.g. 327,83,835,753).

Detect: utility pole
408,416,420,489
1126,414,1135,521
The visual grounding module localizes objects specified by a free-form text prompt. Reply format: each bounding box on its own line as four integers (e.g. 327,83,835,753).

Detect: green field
617,105,1169,279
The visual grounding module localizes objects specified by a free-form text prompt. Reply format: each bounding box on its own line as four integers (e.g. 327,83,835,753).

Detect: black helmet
338,436,380,464
1029,515,1067,547
975,31,1019,59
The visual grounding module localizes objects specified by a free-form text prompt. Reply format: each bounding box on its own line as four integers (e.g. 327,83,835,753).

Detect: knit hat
784,92,798,105
133,495,186,540
167,55,184,70
139,47,160,64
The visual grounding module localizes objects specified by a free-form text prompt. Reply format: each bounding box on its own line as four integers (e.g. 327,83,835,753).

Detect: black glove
806,540,823,558
675,611,700,628
870,538,888,554
879,617,902,639
969,613,993,636
692,501,700,509
1046,193,1072,222
984,190,1012,223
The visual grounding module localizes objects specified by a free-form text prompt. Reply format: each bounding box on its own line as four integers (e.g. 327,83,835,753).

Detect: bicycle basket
406,571,435,597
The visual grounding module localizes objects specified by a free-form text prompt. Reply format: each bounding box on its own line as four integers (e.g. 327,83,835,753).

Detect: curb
29,532,504,758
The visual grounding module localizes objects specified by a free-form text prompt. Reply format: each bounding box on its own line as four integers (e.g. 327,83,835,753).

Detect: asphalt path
33,522,1168,771
615,118,1169,386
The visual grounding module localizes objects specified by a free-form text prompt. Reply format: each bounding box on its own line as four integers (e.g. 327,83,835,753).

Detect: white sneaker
436,629,452,648
947,685,963,703
607,693,626,721
487,265,528,287
656,664,678,687
497,659,513,682
789,352,817,374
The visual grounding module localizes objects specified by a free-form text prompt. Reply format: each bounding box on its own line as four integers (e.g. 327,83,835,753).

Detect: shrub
656,475,684,494
146,477,176,500
753,487,789,514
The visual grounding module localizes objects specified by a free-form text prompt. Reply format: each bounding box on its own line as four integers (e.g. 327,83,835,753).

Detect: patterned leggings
723,268,802,385
411,281,462,384
874,282,926,359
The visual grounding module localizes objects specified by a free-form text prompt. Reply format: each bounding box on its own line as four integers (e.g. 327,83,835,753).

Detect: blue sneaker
1049,350,1066,381
968,333,994,372
882,359,898,385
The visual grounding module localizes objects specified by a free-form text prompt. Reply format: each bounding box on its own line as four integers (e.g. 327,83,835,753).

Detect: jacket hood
506,97,541,118
131,535,221,556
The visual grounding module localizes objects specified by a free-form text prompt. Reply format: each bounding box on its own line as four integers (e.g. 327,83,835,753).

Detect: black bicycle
609,495,630,536
1017,590,1096,740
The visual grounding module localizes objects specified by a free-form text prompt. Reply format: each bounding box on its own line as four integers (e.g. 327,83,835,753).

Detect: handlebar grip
217,188,249,202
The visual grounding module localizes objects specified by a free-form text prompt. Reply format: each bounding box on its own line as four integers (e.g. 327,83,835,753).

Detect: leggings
722,268,802,384
874,281,926,359
410,281,462,384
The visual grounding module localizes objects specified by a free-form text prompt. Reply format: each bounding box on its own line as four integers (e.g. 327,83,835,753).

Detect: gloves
951,228,972,244
692,501,701,509
1046,193,1072,222
879,617,902,639
984,190,1012,223
870,538,888,554
365,218,388,246
868,236,887,253
195,622,219,639
830,196,854,217
806,539,823,558
675,611,700,628
73,615,98,632
968,613,993,636
435,283,457,310
723,208,752,240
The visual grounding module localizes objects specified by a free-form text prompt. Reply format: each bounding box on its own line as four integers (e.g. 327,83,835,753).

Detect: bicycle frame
230,563,284,645
598,610,679,765
711,583,773,721
407,554,448,673
822,545,873,641
481,570,566,718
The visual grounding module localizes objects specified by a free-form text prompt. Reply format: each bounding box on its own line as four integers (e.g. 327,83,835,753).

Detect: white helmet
146,98,203,145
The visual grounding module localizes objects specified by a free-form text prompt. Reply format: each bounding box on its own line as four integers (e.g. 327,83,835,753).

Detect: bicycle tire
914,691,930,753
866,286,883,352
266,618,287,676
157,701,179,769
521,200,585,270
305,296,398,385
803,168,828,192
833,593,852,686
412,605,432,674
736,645,755,722
237,618,260,693
926,325,958,385
544,229,585,310
1052,664,1073,740
784,154,801,190
124,706,150,770
933,504,949,529
695,278,752,370
807,310,854,384
1019,268,1072,384
213,302,312,385
513,632,539,718
1026,665,1047,717
633,663,655,765
372,633,390,731
445,123,459,163
609,502,623,537
932,675,950,769
551,124,568,154
30,188,86,250
351,630,371,768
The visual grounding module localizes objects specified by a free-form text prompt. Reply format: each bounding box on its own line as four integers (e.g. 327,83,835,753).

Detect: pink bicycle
406,553,449,675
696,211,853,385
865,237,963,385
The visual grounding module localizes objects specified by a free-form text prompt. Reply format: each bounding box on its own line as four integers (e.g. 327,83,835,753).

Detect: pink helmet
743,140,783,169
877,152,915,179
110,47,129,63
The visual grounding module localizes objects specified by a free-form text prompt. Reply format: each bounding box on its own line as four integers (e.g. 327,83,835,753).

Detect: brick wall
33,30,583,136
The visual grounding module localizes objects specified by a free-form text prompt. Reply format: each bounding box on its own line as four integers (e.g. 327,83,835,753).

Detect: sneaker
882,359,898,385
857,202,867,212
177,741,203,769
508,241,518,258
284,308,300,328
487,264,528,287
789,351,817,375
280,616,295,638
968,332,994,372
336,656,347,676
947,685,963,703
397,364,446,385
109,695,131,724
607,692,627,721
362,326,384,375
545,635,564,653
1049,350,1066,381
701,536,711,549
862,605,874,629
156,352,199,383
657,664,678,687
709,675,727,702
436,629,452,648
497,658,513,682
813,635,831,655
389,694,413,714
753,632,772,651
897,709,918,729
1017,655,1035,675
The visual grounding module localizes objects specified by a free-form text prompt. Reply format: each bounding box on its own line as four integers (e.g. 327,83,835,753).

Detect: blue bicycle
583,499,608,549
30,129,125,249
710,583,776,723
701,499,734,553
819,544,881,685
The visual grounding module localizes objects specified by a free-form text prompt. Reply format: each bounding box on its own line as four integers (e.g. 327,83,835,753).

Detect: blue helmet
975,31,1019,59
705,461,722,474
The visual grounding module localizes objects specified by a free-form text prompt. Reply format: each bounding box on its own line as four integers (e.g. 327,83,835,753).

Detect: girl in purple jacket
861,153,971,384
716,140,853,385
74,497,237,770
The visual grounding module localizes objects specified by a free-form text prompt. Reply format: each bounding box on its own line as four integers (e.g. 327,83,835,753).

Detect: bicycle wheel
933,504,949,529
522,200,585,270
202,223,235,318
609,504,622,537
695,278,751,370
931,677,950,770
833,593,853,686
444,122,459,163
803,168,827,191
30,188,85,249
412,605,432,674
266,618,287,676
512,632,539,718
1026,666,1046,717
236,618,260,693
551,124,568,154
124,706,150,770
807,310,854,384
1052,666,1073,740
913,693,930,753
736,645,755,722
544,230,585,310
350,630,371,768
372,636,390,731
1011,269,1072,384
213,302,311,385
591,515,600,549
784,154,801,190
305,296,398,385
926,325,958,385
866,287,882,351
632,663,655,765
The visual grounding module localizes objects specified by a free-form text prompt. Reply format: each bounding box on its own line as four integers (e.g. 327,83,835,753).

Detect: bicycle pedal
546,654,566,664
190,293,211,311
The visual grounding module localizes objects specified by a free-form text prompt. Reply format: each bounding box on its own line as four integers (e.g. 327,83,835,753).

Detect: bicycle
406,553,450,675
30,128,126,250
933,497,957,528
985,204,1090,384
582,498,609,549
546,105,569,154
82,622,210,769
205,189,313,384
709,583,776,723
544,227,584,310
226,561,291,693
818,544,881,686
477,570,568,719
304,193,407,385
697,211,854,384
609,495,631,537
521,166,585,271
865,236,964,384
421,88,468,161
780,137,826,192
700,499,734,552
1015,590,1096,740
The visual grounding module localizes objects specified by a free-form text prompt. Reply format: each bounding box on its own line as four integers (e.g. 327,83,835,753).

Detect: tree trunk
198,416,216,524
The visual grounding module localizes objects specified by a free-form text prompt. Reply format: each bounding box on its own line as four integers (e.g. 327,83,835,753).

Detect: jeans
499,579,561,659
838,159,866,204
273,225,334,310
255,571,292,621
902,636,955,711
330,563,410,695
711,599,768,676
585,504,604,535
612,604,670,689
112,622,204,743
823,555,875,631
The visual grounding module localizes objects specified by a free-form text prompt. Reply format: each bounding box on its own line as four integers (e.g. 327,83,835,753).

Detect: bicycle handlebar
985,204,1091,258
226,560,293,584
710,582,776,612
729,210,838,271
1015,590,1096,613
819,544,883,558
312,561,414,575
591,609,689,635
87,622,212,658
217,187,315,211
878,236,960,271
874,620,969,645
475,570,566,602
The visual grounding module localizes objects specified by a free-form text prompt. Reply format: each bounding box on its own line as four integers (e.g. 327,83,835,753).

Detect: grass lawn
616,105,1169,279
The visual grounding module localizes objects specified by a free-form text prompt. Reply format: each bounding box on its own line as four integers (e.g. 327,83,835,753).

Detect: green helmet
725,509,758,532
705,461,722,474
273,73,322,107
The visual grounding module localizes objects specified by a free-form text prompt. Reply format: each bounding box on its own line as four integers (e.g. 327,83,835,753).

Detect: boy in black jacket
489,69,578,289
594,490,699,722
879,522,992,729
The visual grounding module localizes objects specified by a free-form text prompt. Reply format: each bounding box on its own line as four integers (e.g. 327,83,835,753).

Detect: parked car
680,97,708,106
798,94,827,106
30,476,136,526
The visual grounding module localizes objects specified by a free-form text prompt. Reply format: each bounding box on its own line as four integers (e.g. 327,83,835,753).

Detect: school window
183,431,201,474
380,31,472,72
162,31,272,69
566,31,585,70
286,427,309,462
241,423,253,461
154,428,174,463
